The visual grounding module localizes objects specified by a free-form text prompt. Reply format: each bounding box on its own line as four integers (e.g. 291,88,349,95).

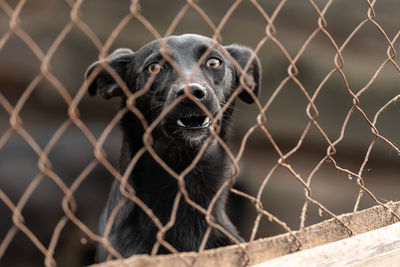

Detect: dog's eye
146,63,162,73
206,58,222,69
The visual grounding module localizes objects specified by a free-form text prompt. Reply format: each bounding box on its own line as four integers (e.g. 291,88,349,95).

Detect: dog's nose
176,83,207,101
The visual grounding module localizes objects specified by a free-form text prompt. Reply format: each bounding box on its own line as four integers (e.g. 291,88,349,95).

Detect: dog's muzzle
162,83,220,148
173,83,211,129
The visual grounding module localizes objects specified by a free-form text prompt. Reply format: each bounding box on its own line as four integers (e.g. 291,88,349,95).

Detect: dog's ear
224,44,261,104
85,48,134,99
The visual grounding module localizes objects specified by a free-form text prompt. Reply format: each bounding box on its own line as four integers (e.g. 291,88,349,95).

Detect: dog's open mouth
162,107,219,149
176,116,211,129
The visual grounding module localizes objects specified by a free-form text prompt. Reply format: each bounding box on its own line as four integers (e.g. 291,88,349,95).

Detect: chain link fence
0,0,399,266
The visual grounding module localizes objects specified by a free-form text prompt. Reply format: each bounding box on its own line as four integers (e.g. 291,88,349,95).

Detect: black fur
85,34,261,262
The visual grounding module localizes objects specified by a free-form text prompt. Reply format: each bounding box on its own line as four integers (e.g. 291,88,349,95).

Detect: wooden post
91,202,400,267
251,221,400,267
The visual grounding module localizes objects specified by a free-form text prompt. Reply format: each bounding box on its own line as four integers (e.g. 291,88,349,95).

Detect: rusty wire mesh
1,0,400,266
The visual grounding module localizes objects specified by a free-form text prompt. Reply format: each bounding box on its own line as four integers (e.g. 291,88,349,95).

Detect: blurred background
0,0,399,266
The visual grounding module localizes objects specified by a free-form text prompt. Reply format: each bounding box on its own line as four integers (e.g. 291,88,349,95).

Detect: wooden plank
251,221,400,267
91,201,400,267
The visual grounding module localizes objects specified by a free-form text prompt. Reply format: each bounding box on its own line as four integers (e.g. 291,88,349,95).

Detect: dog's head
85,34,261,149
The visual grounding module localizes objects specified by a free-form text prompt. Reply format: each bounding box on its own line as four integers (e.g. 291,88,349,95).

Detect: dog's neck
118,113,233,211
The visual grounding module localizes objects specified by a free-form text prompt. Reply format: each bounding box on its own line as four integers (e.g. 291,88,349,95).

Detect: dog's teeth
177,120,186,127
202,117,211,126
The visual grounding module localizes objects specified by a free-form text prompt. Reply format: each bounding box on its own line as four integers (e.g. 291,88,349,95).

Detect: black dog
85,34,261,261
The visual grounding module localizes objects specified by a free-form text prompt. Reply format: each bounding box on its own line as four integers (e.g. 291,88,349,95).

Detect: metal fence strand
1,1,399,266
